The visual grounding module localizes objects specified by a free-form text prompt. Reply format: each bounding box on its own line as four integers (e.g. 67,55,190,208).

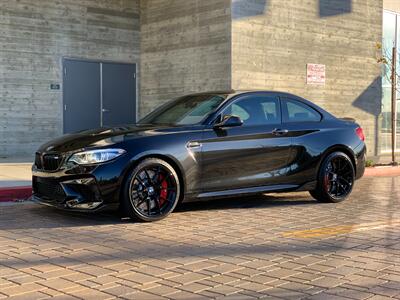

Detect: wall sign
50,83,61,90
306,64,325,85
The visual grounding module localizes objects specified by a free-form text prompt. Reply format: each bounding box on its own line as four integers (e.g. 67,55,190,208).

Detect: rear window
282,98,321,123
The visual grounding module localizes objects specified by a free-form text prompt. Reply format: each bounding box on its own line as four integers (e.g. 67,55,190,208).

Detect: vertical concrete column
231,0,382,156
140,0,232,117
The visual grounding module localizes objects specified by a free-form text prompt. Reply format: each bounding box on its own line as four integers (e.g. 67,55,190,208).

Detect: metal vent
33,177,65,201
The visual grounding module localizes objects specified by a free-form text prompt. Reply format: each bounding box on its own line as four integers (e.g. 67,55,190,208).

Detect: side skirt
295,180,317,191
197,184,299,199
182,181,318,203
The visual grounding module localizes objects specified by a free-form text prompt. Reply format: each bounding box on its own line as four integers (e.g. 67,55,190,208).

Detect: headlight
68,149,126,165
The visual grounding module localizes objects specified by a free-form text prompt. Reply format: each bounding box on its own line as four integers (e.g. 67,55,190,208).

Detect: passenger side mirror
214,115,243,129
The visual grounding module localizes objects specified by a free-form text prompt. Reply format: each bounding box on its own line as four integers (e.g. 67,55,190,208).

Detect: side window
231,104,249,122
283,98,321,123
222,95,281,126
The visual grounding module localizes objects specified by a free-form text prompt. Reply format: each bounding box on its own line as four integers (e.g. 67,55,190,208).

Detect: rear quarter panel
284,120,363,185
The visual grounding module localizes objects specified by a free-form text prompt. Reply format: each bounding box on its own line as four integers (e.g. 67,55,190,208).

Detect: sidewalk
0,159,32,201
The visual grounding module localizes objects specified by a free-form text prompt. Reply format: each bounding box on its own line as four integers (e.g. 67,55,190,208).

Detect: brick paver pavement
0,176,400,299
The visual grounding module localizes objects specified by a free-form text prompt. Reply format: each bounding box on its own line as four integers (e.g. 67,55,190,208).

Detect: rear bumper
354,142,366,180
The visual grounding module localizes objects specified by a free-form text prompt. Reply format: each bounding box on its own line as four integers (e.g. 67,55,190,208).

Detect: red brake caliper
159,174,168,206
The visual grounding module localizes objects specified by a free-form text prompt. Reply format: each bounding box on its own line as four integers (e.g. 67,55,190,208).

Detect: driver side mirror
213,115,243,129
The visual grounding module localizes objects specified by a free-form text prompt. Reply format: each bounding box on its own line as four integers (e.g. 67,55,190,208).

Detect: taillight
356,127,365,141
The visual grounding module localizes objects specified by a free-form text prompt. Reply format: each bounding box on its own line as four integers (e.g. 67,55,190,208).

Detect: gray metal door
63,59,136,133
102,62,136,127
63,59,101,133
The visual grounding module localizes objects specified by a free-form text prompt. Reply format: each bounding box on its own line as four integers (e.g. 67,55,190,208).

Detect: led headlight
68,149,126,165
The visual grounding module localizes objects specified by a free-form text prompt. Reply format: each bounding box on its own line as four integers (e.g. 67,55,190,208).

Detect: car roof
195,90,337,123
229,90,305,99
190,90,307,100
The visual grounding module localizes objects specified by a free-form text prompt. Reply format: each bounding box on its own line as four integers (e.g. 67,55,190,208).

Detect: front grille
35,153,63,171
33,177,65,201
43,154,63,171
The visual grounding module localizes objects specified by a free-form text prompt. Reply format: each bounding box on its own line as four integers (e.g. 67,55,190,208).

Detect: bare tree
376,42,398,164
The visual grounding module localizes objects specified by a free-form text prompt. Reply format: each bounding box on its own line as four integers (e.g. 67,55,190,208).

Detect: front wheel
310,151,355,203
122,158,180,222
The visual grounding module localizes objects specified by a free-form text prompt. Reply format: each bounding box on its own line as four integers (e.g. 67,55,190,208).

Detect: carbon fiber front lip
30,195,109,212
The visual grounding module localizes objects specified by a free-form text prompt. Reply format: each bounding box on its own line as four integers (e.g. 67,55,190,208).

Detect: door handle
187,141,202,149
102,108,110,113
272,128,289,136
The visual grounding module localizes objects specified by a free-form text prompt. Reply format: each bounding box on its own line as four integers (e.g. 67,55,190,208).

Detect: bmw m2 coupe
32,91,366,222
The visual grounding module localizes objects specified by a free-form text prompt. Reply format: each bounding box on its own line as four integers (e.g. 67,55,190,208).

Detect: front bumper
32,176,105,211
32,154,130,211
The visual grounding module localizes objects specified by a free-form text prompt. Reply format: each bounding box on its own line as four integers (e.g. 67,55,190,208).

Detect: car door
200,93,292,193
280,97,324,184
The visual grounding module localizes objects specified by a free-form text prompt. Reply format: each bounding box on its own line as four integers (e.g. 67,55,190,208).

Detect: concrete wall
231,0,383,156
140,0,232,116
0,0,385,159
0,0,140,157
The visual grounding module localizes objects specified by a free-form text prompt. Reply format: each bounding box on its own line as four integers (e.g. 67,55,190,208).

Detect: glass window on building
382,10,400,153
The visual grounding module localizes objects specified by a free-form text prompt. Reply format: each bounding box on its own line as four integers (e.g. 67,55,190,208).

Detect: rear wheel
310,151,355,203
122,158,180,222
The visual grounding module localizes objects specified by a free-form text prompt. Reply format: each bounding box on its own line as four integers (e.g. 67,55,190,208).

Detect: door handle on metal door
102,108,110,113
272,128,289,136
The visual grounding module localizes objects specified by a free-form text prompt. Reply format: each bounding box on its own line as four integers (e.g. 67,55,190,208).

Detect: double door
63,59,136,133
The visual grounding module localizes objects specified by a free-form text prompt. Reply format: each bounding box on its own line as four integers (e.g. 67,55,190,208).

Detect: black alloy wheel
310,151,355,203
122,158,180,222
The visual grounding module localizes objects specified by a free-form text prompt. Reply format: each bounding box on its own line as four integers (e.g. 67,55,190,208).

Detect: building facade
0,0,140,157
382,0,400,155
0,0,389,159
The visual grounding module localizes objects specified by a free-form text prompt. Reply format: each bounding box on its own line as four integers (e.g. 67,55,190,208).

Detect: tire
310,151,355,203
121,158,181,222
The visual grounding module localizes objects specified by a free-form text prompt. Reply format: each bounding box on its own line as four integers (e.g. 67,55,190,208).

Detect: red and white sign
306,64,325,85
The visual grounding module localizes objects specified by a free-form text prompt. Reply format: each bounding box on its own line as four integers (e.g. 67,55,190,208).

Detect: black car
32,91,366,222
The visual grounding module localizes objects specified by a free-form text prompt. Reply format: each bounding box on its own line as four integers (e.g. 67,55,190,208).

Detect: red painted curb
0,186,32,202
364,166,400,177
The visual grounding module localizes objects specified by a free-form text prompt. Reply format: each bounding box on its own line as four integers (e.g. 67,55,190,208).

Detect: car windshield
139,94,228,125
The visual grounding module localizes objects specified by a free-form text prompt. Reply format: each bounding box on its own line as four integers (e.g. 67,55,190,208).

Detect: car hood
37,124,196,153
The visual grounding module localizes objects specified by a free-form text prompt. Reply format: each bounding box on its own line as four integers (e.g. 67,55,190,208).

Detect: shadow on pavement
176,193,318,212
0,193,317,230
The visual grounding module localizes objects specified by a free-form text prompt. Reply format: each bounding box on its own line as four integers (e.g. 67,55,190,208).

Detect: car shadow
0,203,124,230
0,193,318,230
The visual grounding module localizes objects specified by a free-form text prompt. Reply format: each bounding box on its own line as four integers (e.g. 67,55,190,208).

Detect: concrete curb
364,166,400,177
0,167,399,203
